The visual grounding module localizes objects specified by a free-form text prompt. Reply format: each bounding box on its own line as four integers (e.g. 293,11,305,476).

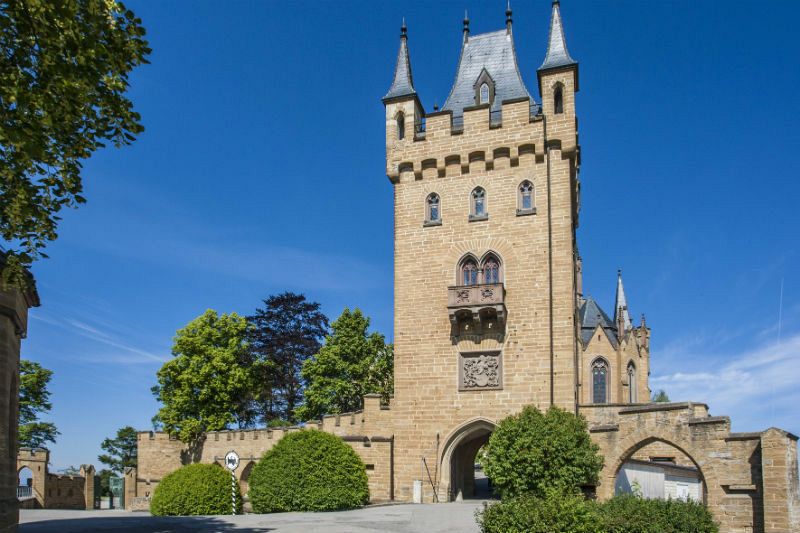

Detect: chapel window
592,358,608,404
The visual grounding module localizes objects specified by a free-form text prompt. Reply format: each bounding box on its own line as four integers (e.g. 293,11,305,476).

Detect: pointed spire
463,10,470,42
506,1,513,34
539,0,577,71
383,19,417,102
614,269,632,331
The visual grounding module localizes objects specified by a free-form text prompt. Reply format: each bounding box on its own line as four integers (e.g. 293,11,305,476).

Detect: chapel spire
539,0,577,72
383,19,417,102
614,270,632,331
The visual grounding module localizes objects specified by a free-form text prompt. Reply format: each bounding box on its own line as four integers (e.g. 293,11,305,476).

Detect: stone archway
439,418,496,501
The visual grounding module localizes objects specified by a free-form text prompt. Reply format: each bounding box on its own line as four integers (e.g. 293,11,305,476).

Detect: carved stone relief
459,351,502,391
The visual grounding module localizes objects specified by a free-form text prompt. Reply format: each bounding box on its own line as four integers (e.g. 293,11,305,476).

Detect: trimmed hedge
248,430,369,512
150,463,240,516
483,405,604,499
477,494,719,533
477,490,605,533
600,495,719,533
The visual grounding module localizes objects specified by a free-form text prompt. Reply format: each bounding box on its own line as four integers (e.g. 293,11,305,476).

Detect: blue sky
17,1,800,470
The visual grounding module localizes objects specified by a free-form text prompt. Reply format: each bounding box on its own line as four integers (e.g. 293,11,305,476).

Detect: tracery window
397,112,405,140
426,193,440,223
627,362,637,403
480,83,490,105
471,187,486,218
519,180,534,211
592,358,608,404
483,255,500,284
554,85,564,114
461,258,479,286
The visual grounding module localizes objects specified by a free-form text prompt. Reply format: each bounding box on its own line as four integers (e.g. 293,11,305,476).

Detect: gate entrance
440,419,496,501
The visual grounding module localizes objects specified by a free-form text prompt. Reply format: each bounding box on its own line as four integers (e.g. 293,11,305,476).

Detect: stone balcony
447,283,507,328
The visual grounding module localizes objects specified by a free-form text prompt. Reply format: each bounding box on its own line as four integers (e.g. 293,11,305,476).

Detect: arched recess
439,418,496,501
601,432,721,505
18,466,33,488
238,461,255,498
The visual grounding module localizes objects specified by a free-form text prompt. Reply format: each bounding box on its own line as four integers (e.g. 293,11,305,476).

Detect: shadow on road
19,514,274,533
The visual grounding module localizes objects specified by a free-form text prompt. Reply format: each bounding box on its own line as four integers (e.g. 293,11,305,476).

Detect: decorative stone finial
463,10,470,41
401,17,407,37
506,1,513,33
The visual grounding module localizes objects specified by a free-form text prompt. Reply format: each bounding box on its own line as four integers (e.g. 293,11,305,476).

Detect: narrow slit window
554,86,564,114
471,187,486,217
397,112,405,140
627,362,637,403
519,181,534,211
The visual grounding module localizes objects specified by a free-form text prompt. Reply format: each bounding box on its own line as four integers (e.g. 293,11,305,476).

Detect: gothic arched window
483,255,500,284
397,112,405,140
627,362,637,403
426,193,440,223
480,83,490,105
554,85,564,114
461,258,479,286
592,358,608,404
471,187,486,218
518,180,534,211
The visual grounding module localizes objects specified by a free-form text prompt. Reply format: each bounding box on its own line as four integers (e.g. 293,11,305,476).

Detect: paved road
19,502,486,533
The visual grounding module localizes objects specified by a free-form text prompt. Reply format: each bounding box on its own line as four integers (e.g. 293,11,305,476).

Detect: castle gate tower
383,2,582,501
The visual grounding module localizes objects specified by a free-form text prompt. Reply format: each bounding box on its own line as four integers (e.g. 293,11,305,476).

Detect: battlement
17,447,49,462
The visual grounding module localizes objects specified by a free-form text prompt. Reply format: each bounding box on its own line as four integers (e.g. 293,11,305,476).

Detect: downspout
544,113,555,408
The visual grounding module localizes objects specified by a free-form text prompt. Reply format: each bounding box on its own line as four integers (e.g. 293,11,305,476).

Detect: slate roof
383,31,416,101
441,29,536,127
578,297,618,348
539,1,577,71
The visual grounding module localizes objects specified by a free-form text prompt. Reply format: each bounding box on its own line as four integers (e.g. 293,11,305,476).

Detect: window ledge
516,208,537,216
468,214,489,222
423,219,442,227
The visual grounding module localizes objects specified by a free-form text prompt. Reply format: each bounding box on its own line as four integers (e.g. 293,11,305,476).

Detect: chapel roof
578,297,618,348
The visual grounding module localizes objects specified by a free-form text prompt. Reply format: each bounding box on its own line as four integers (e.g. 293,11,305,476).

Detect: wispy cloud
651,332,800,434
30,311,168,364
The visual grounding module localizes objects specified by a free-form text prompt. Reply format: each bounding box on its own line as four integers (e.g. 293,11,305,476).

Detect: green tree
651,389,670,403
245,292,328,423
0,0,150,286
18,359,58,449
296,308,392,421
98,425,137,474
97,468,113,497
483,406,604,499
151,310,253,446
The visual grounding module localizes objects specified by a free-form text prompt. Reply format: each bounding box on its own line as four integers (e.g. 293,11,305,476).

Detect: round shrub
477,490,605,533
150,463,240,516
248,430,369,512
483,405,604,499
600,495,719,533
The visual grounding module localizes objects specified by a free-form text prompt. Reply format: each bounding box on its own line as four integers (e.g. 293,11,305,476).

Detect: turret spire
463,10,470,42
539,0,577,71
506,1,513,34
383,20,417,101
614,269,632,331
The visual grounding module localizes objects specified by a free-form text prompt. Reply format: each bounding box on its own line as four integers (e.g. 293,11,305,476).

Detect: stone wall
0,279,38,533
582,402,800,533
15,449,95,511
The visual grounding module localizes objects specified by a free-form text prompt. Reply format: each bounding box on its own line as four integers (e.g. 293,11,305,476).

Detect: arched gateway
439,418,496,501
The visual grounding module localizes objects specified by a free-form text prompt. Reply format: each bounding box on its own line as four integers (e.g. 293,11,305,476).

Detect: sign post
224,450,240,515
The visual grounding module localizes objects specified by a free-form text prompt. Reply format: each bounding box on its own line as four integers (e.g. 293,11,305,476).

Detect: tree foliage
245,292,328,423
248,430,368,512
151,310,253,445
18,358,58,449
150,463,240,516
651,389,670,403
98,425,137,474
296,308,393,421
483,406,603,499
0,0,150,286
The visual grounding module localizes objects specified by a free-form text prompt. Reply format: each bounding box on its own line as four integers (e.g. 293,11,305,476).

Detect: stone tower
383,1,588,501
